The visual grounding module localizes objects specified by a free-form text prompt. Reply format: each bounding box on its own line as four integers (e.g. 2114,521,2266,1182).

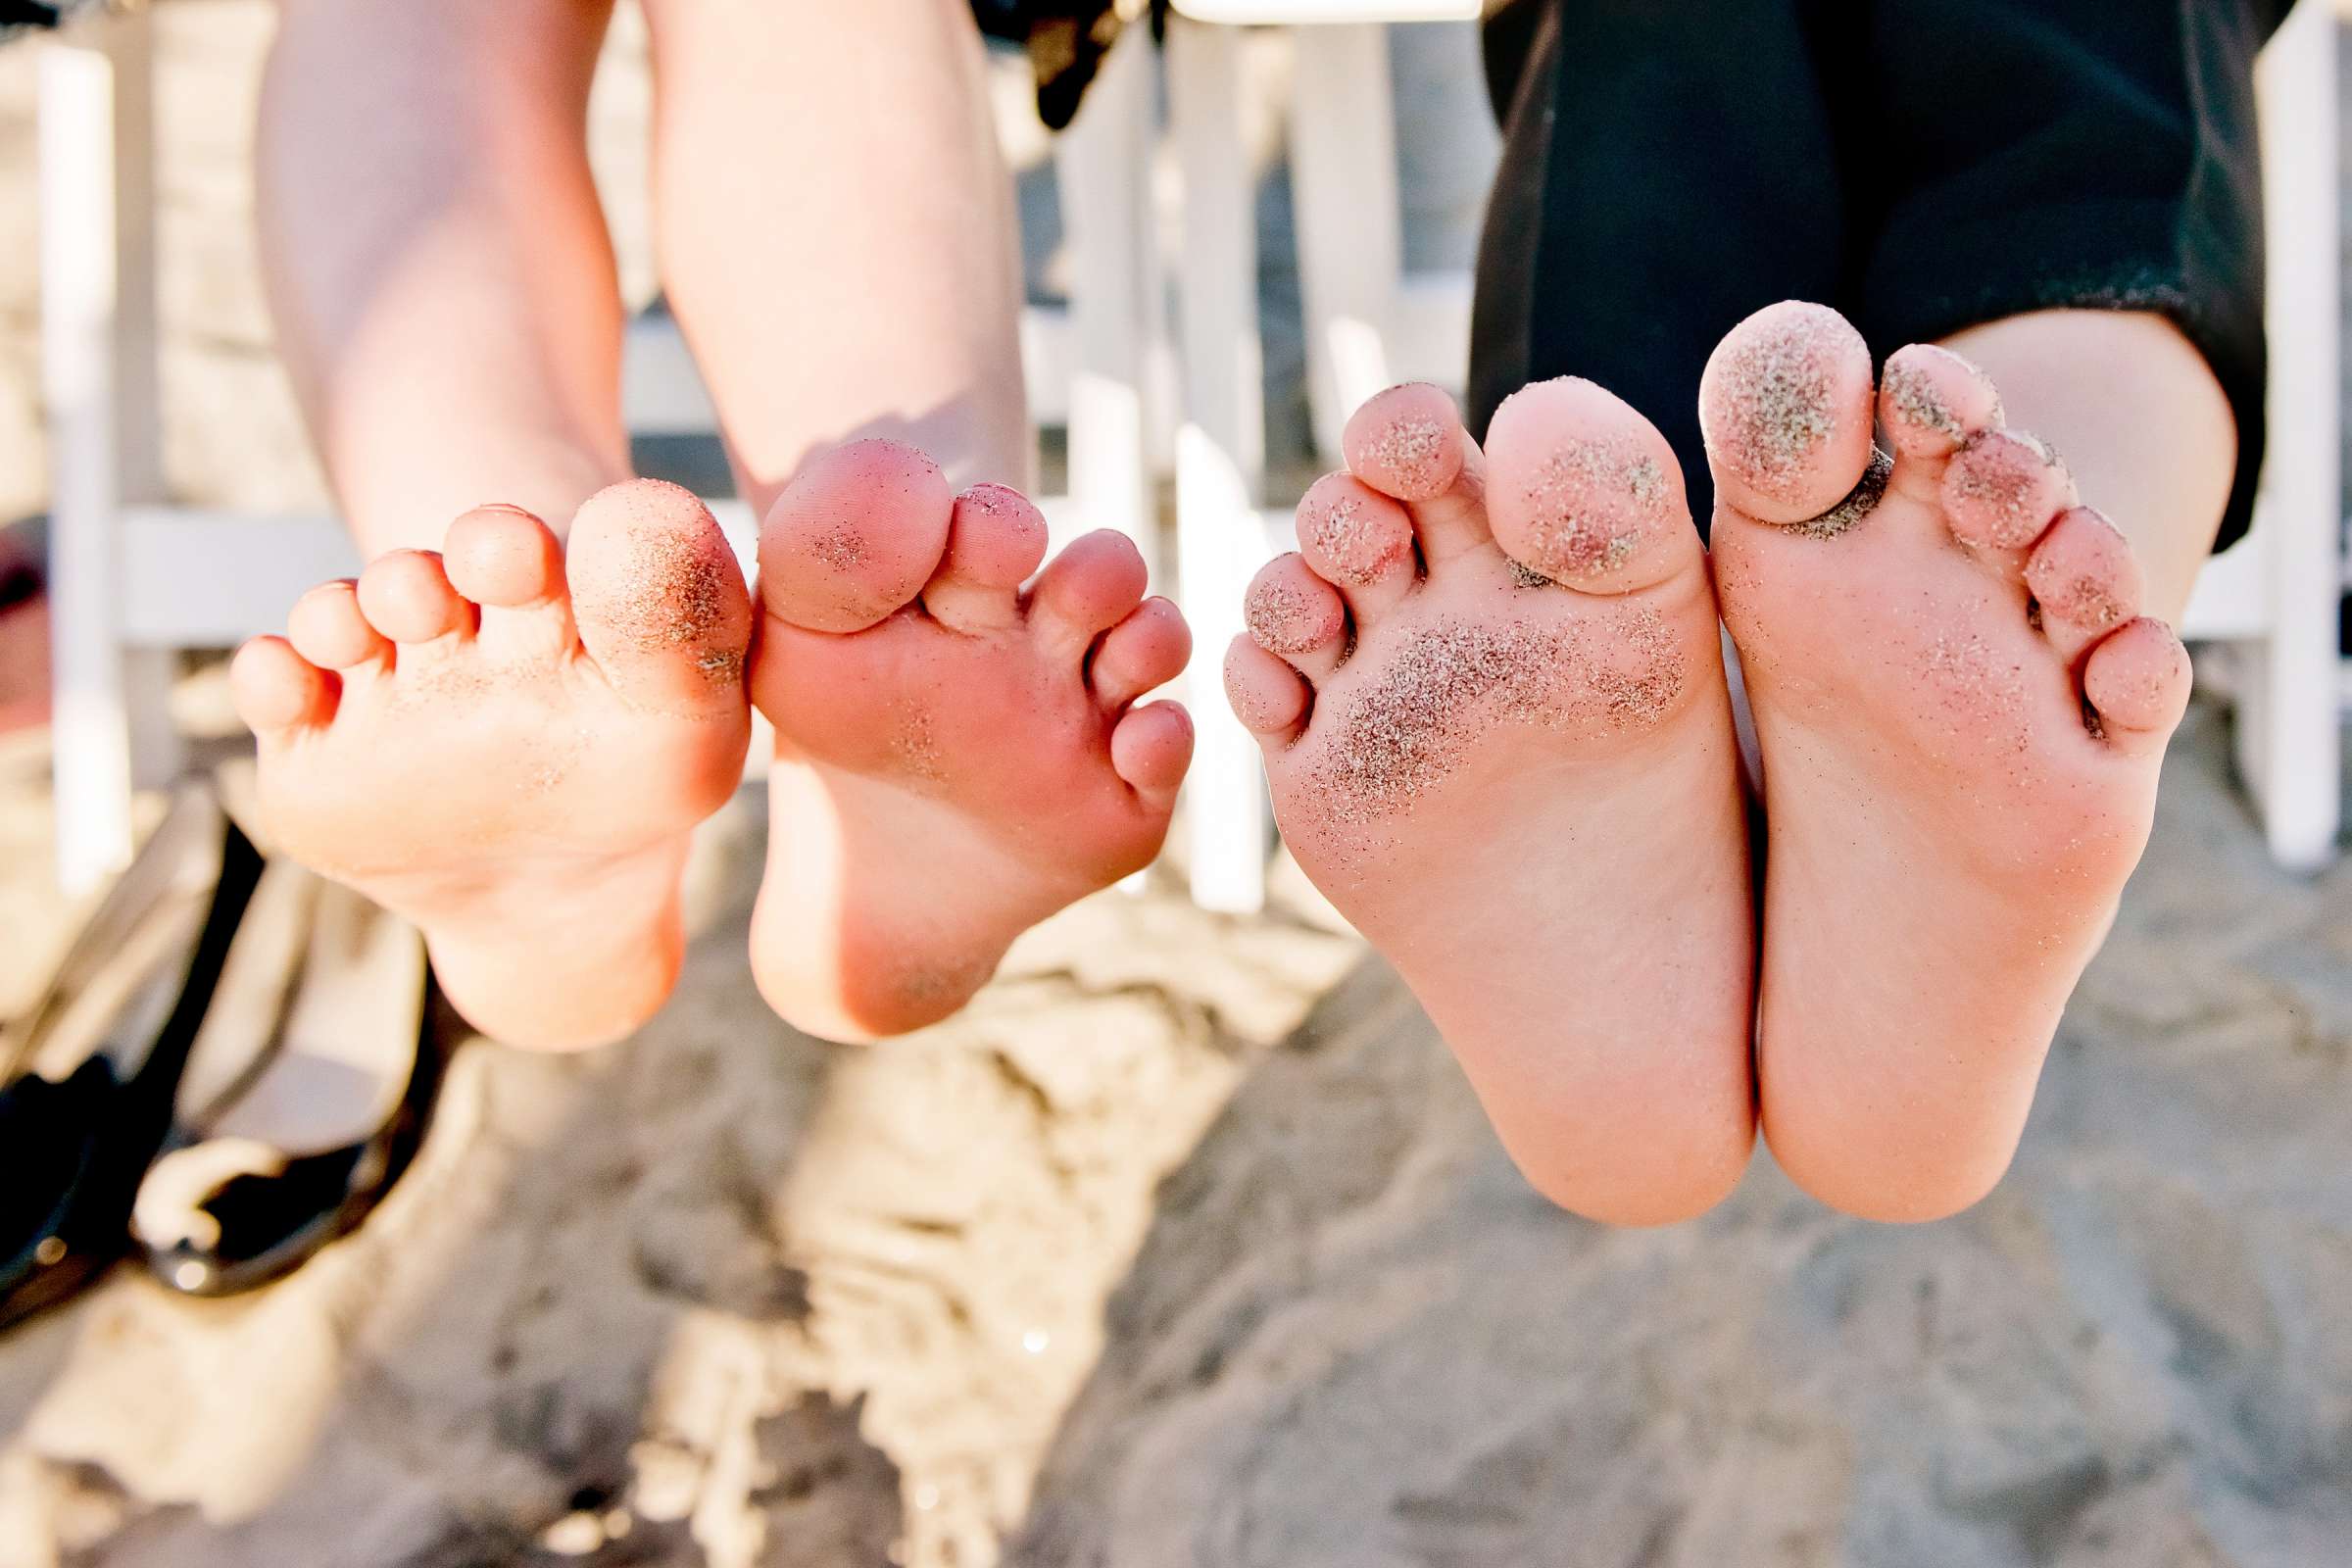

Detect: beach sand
1,682,2347,1568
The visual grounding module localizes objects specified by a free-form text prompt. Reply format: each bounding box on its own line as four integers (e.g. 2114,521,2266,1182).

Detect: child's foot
747,441,1193,1041
1224,381,1756,1224
228,481,754,1051
1700,302,2193,1221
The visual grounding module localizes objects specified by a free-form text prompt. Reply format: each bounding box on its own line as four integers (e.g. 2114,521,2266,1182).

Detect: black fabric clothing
974,0,1153,130
1472,0,2285,552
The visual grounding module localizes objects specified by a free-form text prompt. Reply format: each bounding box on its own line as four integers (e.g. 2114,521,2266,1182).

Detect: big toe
567,478,754,711
1485,375,1699,593
758,438,955,633
1699,301,1884,531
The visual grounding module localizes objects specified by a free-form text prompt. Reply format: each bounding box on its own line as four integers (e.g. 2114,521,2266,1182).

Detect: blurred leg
640,0,1030,512
258,0,630,556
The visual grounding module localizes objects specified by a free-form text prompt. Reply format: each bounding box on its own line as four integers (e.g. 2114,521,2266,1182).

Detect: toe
1880,343,2004,464
1486,375,1699,592
1224,635,1312,740
567,478,755,711
1342,382,1491,563
1090,596,1192,710
287,579,389,669
1295,473,1415,618
758,438,954,633
445,503,576,659
443,504,564,606
229,636,336,734
1942,428,2078,558
1029,529,1150,662
2027,507,2143,663
925,482,1051,633
1699,301,1882,530
1244,554,1348,678
357,549,475,644
1343,382,1465,499
2082,616,2191,748
1110,700,1194,808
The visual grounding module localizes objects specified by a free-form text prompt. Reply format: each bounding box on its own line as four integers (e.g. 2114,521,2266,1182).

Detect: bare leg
257,0,631,551
636,1,1188,1040
236,0,754,1050
641,0,1031,509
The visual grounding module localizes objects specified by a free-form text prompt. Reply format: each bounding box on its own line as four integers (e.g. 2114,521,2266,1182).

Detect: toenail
1779,445,1891,540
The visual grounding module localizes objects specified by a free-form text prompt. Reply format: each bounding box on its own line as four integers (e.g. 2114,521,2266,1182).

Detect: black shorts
1470,0,2286,552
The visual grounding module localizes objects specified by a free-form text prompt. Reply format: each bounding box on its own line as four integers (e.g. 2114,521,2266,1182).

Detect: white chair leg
1170,18,1271,913
1056,31,1156,570
1289,22,1402,462
2249,2,2341,870
42,14,156,893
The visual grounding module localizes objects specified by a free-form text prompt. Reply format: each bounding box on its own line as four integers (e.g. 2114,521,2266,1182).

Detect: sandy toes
1226,380,1756,1224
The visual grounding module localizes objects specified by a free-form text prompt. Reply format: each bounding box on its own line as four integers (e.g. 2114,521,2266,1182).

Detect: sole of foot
229,480,755,1052
747,440,1193,1042
1225,380,1757,1225
1700,300,2193,1222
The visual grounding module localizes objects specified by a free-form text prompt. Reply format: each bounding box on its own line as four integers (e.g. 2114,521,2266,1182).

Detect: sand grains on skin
1230,376,1756,1225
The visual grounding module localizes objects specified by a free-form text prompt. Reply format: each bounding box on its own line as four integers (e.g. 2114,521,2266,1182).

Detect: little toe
287,579,388,670
230,636,337,735
1699,301,1884,532
1030,529,1150,662
1224,635,1313,741
1110,700,1195,808
1943,428,2078,561
1486,375,1699,592
357,549,475,644
1295,473,1416,618
1244,554,1348,678
925,482,1051,633
1090,596,1192,710
2026,507,2143,663
758,438,954,633
1342,383,1489,563
568,477,754,712
2082,616,2191,749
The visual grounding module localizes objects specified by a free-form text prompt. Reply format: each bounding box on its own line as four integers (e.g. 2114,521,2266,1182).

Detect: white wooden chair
1163,1,1483,913
36,4,1151,893
1163,0,2345,913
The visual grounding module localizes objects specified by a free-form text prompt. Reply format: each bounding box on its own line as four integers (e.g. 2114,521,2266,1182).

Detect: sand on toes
1700,301,2194,1222
228,479,756,1051
746,440,1194,1043
1225,380,1757,1226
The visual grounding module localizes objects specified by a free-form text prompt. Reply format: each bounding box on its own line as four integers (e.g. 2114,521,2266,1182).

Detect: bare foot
748,440,1193,1041
229,480,754,1051
1224,381,1755,1224
1700,302,2194,1221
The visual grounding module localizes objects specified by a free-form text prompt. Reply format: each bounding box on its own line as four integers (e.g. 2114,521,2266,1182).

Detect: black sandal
131,872,438,1298
0,785,264,1331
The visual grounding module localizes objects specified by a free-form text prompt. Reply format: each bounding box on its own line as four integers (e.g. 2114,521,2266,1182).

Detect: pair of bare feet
228,441,1194,1051
228,302,2191,1225
1229,302,2189,1225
